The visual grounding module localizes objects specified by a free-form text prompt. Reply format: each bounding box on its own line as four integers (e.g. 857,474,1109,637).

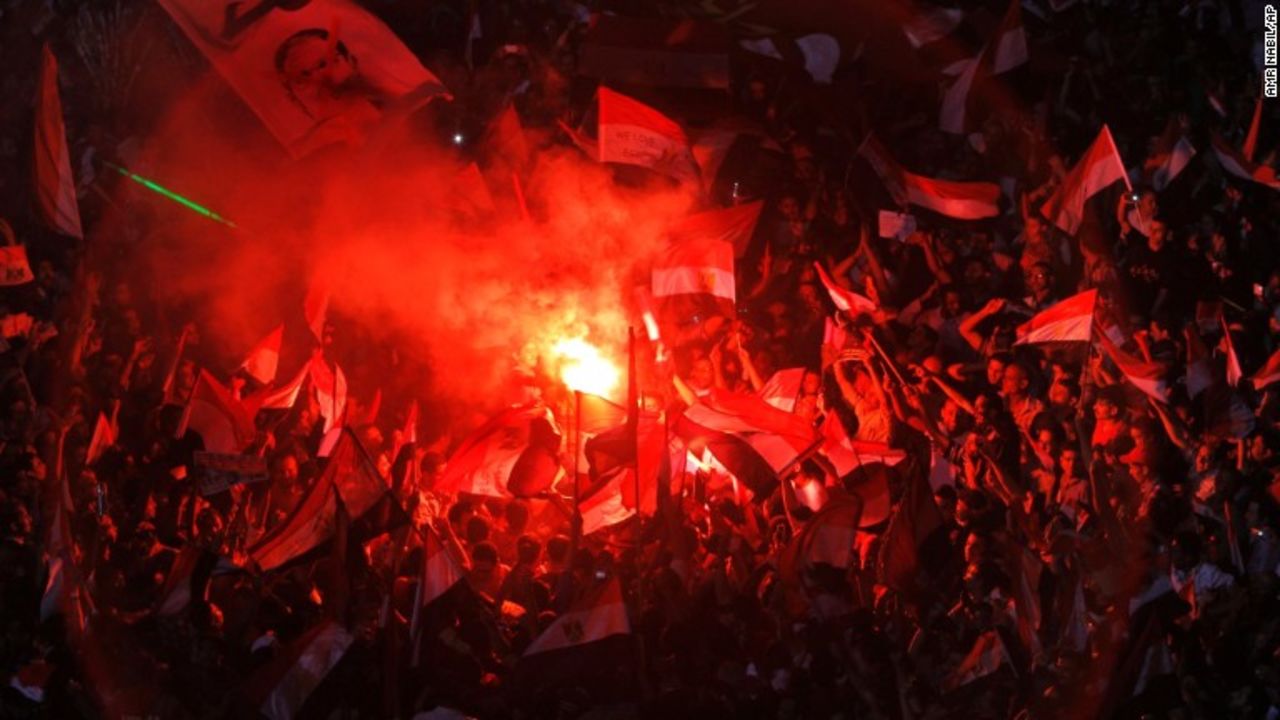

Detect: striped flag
435,404,563,498
1039,125,1128,234
523,578,630,657
652,233,735,326
758,368,807,413
1145,119,1196,191
177,370,257,453
1098,334,1171,403
241,325,283,385
668,201,764,259
244,361,310,414
1210,131,1280,191
1015,289,1097,345
938,0,1027,134
243,620,354,720
814,262,876,316
858,135,1000,219
598,87,698,183
33,45,82,239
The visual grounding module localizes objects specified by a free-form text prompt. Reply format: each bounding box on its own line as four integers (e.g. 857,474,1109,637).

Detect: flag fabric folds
523,578,630,656
1098,334,1171,404
1253,347,1280,390
178,370,257,454
667,201,764,259
938,0,1027,134
1015,289,1097,345
243,620,354,720
435,405,563,498
597,87,699,183
1210,131,1280,191
652,232,735,327
1039,125,1128,234
155,0,448,157
858,135,1001,219
814,262,876,316
33,44,83,239
242,325,284,385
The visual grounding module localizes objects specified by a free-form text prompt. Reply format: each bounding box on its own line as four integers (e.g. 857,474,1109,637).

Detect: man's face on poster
281,33,355,96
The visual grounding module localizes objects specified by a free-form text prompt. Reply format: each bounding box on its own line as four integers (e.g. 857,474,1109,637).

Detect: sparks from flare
552,337,620,398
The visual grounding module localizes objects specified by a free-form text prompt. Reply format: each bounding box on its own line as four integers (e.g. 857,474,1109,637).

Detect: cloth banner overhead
156,0,448,157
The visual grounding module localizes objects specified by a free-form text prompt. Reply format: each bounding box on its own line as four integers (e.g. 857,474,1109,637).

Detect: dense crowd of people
2,0,1280,718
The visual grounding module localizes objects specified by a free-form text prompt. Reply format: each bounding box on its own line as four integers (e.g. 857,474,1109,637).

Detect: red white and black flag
652,230,735,328
435,404,563,498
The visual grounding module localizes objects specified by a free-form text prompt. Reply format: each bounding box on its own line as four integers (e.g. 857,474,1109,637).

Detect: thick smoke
120,71,695,420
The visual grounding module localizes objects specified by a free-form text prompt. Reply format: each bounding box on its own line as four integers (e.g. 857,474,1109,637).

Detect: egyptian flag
1144,118,1196,191
241,325,283,385
155,545,218,617
85,411,118,466
242,620,354,720
597,87,699,183
248,429,392,571
1015,289,1096,345
759,368,806,412
416,526,464,610
781,492,864,578
1209,131,1280,191
308,354,348,435
1040,126,1128,234
521,577,631,668
245,361,310,414
857,135,1000,219
814,262,876,316
941,631,1012,693
1252,347,1280,390
1098,334,1171,403
876,451,947,597
576,393,628,490
652,232,735,328
674,388,818,496
33,45,82,239
177,370,257,453
581,16,731,89
938,0,1027,135
435,404,563,498
1184,326,1214,400
818,412,906,477
668,201,764,259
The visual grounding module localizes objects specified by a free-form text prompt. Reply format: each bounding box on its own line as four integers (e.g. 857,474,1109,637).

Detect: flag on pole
1145,118,1196,191
523,578,630,656
1210,131,1280,191
418,525,464,608
1015,289,1097,345
308,354,348,434
245,361,311,414
667,201,764,259
242,325,284,385
597,87,699,183
938,0,1027,134
814,262,876,316
178,370,257,453
758,368,806,413
782,492,863,573
901,3,963,48
33,44,82,239
1039,125,1129,234
858,135,1000,219
1098,334,1171,403
652,232,735,327
876,453,946,595
243,620,354,720
435,405,563,498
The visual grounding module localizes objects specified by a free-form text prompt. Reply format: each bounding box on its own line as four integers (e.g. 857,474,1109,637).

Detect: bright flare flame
553,337,620,397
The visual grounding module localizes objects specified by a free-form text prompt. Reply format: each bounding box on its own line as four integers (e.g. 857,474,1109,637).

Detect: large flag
242,325,284,385
652,233,735,327
523,578,630,657
435,405,563,498
248,429,390,571
814,262,876,316
1210,131,1280,191
178,370,257,453
668,201,764,259
674,388,818,496
759,368,806,413
1039,125,1128,234
858,135,1000,219
876,453,946,596
818,412,906,478
1015,289,1097,345
938,0,1027,134
581,16,730,89
33,44,82,239
242,620,354,720
155,0,448,157
1098,334,1171,403
597,87,699,183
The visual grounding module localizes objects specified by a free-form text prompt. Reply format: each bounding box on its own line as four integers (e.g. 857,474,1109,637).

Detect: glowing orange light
553,337,620,397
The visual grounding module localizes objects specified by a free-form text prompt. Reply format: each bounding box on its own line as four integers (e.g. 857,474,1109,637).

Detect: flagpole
573,389,583,527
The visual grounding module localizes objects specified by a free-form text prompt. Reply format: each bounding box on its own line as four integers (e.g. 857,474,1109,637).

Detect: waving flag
241,325,283,385
418,525,464,608
1145,118,1196,191
781,492,864,579
1253,347,1280,390
33,45,82,239
524,578,630,657
939,0,1027,134
902,3,963,48
85,411,118,466
245,361,310,414
243,620,354,720
814,262,876,316
436,405,563,498
308,355,348,434
156,0,448,157
1243,97,1263,162
178,370,257,453
598,87,698,183
942,631,1011,692
1015,289,1097,345
759,368,806,412
1210,131,1280,191
668,201,764,259
1185,326,1214,400
652,233,735,326
1099,334,1170,403
858,135,1000,219
1040,125,1129,234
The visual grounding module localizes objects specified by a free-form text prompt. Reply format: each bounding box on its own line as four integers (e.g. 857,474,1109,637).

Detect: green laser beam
105,162,238,229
